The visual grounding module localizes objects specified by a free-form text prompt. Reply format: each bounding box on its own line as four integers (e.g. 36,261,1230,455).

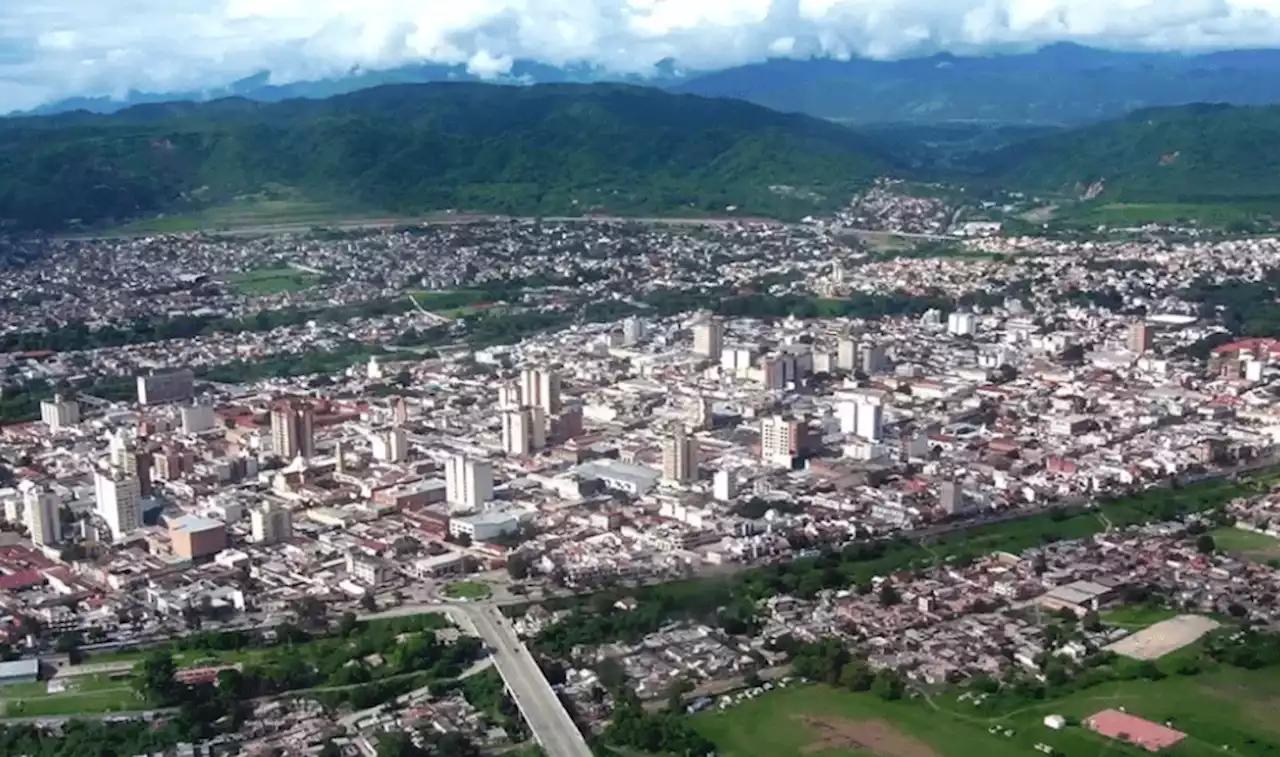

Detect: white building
661,427,699,485
692,315,725,360
372,426,409,463
520,368,562,414
445,455,493,513
947,312,977,337
136,369,195,406
713,470,737,502
250,502,293,545
180,402,216,434
449,508,523,542
39,395,80,431
622,317,646,346
94,470,141,540
502,406,545,456
22,484,61,547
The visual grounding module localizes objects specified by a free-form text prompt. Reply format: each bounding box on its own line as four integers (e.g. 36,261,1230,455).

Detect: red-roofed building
1086,709,1186,752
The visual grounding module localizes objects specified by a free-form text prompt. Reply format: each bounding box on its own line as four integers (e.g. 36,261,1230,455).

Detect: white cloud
4,0,1280,111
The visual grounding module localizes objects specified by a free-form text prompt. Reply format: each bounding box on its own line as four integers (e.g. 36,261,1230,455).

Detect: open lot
698,663,1280,757
1100,604,1182,631
1106,614,1221,661
1211,526,1280,562
224,266,320,295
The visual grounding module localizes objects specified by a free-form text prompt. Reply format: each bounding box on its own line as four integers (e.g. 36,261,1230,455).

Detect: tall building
760,416,812,468
180,402,216,434
94,469,141,540
713,470,737,502
939,481,964,515
550,404,585,444
109,432,153,497
136,369,195,406
392,396,410,426
373,427,409,463
1128,320,1153,354
856,400,884,442
502,407,546,456
39,394,79,431
22,484,61,547
661,426,699,484
837,401,859,435
861,343,888,374
691,396,715,431
251,502,293,545
271,400,315,460
622,316,645,346
836,339,858,372
692,315,725,360
445,455,494,513
169,515,227,560
497,383,521,409
947,312,977,337
520,368,562,414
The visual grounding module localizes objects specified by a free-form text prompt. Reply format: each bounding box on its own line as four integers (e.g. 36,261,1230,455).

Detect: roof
168,515,224,534
0,658,39,679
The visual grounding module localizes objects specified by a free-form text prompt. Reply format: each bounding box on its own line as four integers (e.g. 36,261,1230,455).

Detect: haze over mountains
22,45,1280,126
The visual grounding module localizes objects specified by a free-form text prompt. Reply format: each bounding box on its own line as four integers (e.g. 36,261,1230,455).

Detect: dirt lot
1105,614,1221,660
797,716,942,757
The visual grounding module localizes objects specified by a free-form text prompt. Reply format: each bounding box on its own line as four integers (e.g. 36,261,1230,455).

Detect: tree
337,612,359,637
1196,533,1217,554
54,631,82,662
839,660,874,692
134,649,179,705
360,593,377,613
506,552,531,581
871,669,904,701
878,581,901,607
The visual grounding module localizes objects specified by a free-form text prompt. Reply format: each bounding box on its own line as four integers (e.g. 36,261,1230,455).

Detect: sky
5,0,1280,112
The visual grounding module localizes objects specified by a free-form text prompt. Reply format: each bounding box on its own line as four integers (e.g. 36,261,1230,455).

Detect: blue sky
4,0,1280,111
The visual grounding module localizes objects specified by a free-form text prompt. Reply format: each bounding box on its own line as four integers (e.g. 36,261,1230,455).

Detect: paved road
458,605,593,757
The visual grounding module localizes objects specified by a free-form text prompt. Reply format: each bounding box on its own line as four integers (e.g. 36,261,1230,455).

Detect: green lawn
444,580,492,600
0,687,143,718
698,670,1280,757
225,266,320,295
1210,526,1280,562
1100,604,1182,630
1052,201,1280,230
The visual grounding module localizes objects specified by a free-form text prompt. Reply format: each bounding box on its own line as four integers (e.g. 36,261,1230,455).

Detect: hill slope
0,83,893,232
673,46,1280,125
977,104,1280,203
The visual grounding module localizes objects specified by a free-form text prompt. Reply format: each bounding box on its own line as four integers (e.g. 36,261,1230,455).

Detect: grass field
1053,201,1280,229
106,197,359,234
1210,527,1280,562
697,668,1280,757
443,580,492,600
1100,604,1182,631
225,266,320,295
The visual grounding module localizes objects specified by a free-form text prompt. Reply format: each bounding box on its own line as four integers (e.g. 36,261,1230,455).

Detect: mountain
975,103,1280,202
673,45,1280,125
20,60,686,117
0,82,896,232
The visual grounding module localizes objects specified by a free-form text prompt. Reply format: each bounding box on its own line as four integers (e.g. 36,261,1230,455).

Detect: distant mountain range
24,44,1280,126
0,83,894,232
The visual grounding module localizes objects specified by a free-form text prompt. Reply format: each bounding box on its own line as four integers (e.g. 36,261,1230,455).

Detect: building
661,426,699,485
939,481,964,515
250,502,293,545
760,416,811,468
180,402,216,434
502,406,545,456
392,396,410,426
0,659,39,687
622,316,645,346
94,469,141,540
836,338,858,372
1128,320,1153,354
445,455,493,513
169,515,228,560
39,394,79,431
497,383,521,409
550,404,585,443
449,508,522,542
856,400,884,442
270,400,315,460
109,432,154,498
372,426,408,463
947,312,977,337
22,483,61,547
520,368,562,414
136,369,195,406
692,315,725,360
346,551,384,586
713,469,737,502
861,343,888,374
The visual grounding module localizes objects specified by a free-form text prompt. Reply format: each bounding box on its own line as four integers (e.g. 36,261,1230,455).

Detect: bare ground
795,716,942,757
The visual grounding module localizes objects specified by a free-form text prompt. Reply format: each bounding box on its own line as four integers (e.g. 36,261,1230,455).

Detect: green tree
1196,533,1217,554
134,650,179,705
840,660,875,692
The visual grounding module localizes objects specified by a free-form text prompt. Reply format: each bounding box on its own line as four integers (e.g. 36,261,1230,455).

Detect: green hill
0,83,896,232
978,104,1280,203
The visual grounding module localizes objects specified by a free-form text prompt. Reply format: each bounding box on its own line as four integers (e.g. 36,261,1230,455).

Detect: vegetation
0,83,894,232
442,581,492,601
225,266,320,295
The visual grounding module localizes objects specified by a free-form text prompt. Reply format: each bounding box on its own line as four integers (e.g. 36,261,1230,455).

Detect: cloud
4,0,1280,111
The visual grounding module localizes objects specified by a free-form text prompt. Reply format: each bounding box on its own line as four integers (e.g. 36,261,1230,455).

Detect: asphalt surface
459,605,594,757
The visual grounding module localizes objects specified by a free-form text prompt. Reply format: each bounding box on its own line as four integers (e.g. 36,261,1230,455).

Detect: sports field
1210,526,1280,562
696,666,1280,757
224,266,320,295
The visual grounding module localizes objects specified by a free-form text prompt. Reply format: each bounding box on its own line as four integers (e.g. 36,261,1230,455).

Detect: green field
1210,527,1280,562
1100,604,1182,631
105,196,360,234
1052,201,1280,230
444,580,492,600
697,669,1280,757
225,266,320,295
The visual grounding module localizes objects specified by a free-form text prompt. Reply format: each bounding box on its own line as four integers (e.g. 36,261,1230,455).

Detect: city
2,179,1280,757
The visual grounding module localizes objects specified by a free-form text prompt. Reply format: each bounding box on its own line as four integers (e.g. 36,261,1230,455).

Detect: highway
456,604,593,757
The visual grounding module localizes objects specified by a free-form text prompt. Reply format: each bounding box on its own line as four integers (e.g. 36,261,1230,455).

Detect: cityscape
2,178,1280,757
